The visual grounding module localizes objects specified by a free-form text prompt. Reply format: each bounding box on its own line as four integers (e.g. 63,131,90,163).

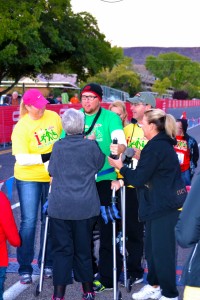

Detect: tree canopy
0,0,118,94
145,52,200,99
84,56,141,97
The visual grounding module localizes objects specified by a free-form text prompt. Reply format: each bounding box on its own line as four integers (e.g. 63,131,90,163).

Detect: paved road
1,123,200,300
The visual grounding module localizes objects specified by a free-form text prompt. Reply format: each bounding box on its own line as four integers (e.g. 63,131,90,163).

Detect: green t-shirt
82,107,123,182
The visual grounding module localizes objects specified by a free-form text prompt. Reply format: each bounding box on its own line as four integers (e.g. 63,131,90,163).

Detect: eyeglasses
81,95,97,101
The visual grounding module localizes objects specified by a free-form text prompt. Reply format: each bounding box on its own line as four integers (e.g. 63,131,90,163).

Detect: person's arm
15,153,51,166
108,143,159,188
0,193,21,247
192,139,199,167
175,173,200,248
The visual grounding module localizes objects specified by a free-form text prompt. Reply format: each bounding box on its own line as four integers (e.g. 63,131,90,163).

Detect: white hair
62,108,84,135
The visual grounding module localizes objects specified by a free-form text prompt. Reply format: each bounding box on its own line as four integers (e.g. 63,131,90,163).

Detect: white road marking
3,275,39,300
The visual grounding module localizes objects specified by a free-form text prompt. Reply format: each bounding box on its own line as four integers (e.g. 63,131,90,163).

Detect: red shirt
0,192,21,266
174,136,190,172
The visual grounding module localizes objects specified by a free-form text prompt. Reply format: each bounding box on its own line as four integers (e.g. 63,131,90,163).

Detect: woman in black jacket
175,173,200,300
108,108,187,300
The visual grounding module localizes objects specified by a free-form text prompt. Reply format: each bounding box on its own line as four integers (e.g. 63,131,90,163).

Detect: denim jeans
0,267,6,300
16,180,52,275
181,169,191,186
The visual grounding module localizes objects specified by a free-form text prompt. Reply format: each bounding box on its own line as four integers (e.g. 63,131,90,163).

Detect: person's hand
110,143,126,155
111,180,121,191
88,132,96,140
133,147,141,160
108,153,123,170
110,143,119,155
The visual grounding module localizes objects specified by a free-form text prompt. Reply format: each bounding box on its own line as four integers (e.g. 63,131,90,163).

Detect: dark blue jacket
175,172,200,287
120,131,186,222
185,133,199,178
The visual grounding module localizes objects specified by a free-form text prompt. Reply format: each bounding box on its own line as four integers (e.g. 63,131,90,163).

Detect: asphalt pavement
1,123,200,300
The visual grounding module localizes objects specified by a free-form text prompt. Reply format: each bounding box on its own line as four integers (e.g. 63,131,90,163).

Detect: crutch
120,185,129,292
34,214,49,297
34,185,51,297
112,187,122,300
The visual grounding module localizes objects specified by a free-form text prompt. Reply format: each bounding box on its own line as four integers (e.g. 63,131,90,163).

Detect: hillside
123,47,200,65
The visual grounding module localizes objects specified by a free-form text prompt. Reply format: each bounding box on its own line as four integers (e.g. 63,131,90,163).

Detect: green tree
0,0,117,94
152,78,172,97
85,57,141,96
145,52,200,98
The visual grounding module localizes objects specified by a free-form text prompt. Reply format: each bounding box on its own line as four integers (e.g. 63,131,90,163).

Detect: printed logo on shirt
176,140,187,151
128,137,147,150
34,126,59,147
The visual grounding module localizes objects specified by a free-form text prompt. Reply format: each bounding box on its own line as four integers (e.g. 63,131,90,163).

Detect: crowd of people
1,90,81,106
1,84,200,300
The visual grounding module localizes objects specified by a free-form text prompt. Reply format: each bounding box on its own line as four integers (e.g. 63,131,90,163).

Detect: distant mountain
123,47,200,65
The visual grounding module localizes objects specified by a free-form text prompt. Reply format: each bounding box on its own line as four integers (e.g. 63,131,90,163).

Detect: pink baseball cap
23,89,49,109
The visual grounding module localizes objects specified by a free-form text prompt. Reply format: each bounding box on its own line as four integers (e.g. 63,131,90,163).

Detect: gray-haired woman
48,108,105,300
108,109,187,300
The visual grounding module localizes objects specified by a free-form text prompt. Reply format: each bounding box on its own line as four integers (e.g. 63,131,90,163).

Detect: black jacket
120,131,186,222
175,172,200,287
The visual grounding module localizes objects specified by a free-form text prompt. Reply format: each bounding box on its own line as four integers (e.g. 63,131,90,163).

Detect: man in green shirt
81,83,127,292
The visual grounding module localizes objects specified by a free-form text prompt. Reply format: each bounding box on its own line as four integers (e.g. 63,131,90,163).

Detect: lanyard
84,107,102,136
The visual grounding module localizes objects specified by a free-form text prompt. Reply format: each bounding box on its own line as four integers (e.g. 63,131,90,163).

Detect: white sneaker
159,296,178,300
132,284,162,300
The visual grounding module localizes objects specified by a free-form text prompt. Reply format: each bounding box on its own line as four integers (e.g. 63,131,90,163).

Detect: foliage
84,57,141,96
173,90,188,100
0,0,117,94
151,78,171,97
145,52,200,98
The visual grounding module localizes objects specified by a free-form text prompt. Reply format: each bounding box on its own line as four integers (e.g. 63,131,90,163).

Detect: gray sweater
48,134,105,220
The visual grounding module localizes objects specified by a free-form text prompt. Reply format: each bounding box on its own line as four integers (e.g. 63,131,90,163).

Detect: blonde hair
144,108,177,139
109,100,128,127
19,100,28,118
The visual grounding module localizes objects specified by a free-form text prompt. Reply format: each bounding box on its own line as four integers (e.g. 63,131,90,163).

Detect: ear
150,122,156,132
24,104,31,111
145,104,152,111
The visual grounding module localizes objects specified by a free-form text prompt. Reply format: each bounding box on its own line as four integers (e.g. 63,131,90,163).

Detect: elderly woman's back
47,108,105,300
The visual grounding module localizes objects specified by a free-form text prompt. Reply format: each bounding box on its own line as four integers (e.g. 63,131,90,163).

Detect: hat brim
127,97,143,104
32,98,49,109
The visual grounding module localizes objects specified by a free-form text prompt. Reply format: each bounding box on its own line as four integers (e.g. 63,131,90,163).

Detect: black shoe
121,276,143,287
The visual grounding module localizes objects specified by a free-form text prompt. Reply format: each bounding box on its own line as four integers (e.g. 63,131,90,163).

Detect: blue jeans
0,267,6,300
16,180,52,275
181,169,191,186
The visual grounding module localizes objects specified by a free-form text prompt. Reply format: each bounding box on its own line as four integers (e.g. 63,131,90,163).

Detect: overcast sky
71,0,200,48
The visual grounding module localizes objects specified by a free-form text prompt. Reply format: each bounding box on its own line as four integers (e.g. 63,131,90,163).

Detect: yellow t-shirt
120,123,148,187
12,110,62,182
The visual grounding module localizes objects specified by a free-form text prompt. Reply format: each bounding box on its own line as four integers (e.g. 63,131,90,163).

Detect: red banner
1,99,200,144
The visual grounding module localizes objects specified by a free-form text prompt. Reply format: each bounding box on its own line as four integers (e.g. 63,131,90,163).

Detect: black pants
50,217,97,285
96,180,122,288
145,210,179,298
125,187,144,278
